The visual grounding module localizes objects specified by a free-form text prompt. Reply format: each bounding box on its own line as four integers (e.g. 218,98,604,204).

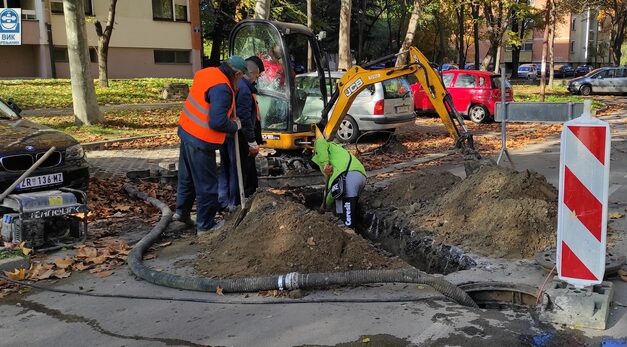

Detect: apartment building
468,1,611,68
0,0,201,79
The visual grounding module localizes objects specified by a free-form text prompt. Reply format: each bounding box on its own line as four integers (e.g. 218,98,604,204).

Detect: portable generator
1,188,88,251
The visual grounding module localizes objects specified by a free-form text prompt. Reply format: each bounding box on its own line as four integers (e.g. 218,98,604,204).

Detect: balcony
21,9,37,20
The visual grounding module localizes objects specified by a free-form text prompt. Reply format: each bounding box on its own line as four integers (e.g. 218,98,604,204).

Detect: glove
248,142,260,156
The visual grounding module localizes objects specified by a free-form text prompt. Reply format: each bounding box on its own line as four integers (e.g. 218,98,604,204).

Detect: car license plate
16,173,63,190
396,106,410,113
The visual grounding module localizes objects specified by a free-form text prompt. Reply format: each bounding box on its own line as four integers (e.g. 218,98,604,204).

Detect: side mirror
317,31,327,41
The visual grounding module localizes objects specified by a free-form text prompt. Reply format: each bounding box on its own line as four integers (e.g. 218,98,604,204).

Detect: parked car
517,64,537,79
567,66,627,96
553,64,575,78
0,99,89,196
412,69,514,123
439,64,459,72
295,72,415,143
464,63,477,70
575,65,592,77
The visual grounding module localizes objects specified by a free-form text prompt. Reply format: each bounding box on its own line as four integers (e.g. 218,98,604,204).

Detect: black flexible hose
124,184,478,308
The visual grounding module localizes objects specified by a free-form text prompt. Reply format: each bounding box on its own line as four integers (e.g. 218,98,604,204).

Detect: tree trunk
548,5,556,87
610,8,626,65
385,0,392,52
539,0,552,102
338,0,352,70
396,0,422,66
472,3,480,69
307,0,313,71
63,0,102,125
208,1,226,66
510,10,520,78
456,0,465,67
254,0,271,19
94,0,117,88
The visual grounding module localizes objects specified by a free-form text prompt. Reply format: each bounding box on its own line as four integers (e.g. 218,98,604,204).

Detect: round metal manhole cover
535,248,626,276
458,282,538,310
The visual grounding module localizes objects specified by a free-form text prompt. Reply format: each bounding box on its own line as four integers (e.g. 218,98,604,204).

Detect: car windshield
519,67,530,71
0,101,19,120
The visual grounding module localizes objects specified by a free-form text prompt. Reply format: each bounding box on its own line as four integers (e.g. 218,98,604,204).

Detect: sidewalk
21,102,183,117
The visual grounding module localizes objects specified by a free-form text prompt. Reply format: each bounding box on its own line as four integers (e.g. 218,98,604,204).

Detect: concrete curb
0,255,29,273
82,134,174,151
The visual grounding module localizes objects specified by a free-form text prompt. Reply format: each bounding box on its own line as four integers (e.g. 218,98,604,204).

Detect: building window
572,19,576,31
53,47,68,63
522,42,533,51
89,47,98,63
50,0,94,15
570,41,575,53
153,0,188,21
154,50,190,64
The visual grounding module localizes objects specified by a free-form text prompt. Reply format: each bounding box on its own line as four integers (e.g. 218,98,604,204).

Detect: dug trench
193,166,558,290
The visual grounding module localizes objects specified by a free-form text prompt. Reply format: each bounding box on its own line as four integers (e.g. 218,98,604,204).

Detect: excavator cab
229,20,328,150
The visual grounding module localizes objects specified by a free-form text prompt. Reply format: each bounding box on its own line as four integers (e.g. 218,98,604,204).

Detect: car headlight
65,144,84,160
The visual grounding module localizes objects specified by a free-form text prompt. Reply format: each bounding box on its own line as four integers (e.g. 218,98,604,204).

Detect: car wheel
468,104,489,124
580,84,592,96
336,115,360,143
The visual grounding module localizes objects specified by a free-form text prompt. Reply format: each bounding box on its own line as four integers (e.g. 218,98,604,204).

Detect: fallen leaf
54,257,74,269
143,253,157,260
88,256,108,265
93,271,113,278
609,212,625,219
72,262,92,271
362,337,371,343
27,263,55,280
306,237,316,246
216,286,224,296
18,242,32,256
156,241,172,248
113,204,132,212
3,242,15,250
52,269,71,279
75,247,98,258
4,268,26,280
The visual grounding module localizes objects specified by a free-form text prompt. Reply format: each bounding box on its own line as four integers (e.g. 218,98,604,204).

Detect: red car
412,70,514,123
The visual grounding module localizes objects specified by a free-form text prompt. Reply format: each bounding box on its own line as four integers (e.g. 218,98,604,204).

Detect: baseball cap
226,55,249,75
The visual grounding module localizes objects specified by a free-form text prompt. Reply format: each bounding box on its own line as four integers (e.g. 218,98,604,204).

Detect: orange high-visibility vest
179,67,234,145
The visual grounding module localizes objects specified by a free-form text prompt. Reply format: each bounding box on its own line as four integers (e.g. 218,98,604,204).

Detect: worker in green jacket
311,138,367,228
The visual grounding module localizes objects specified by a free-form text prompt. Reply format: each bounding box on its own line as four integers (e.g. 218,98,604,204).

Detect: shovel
233,131,251,227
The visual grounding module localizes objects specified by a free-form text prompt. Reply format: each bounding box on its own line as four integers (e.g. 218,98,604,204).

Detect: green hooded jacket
311,138,367,206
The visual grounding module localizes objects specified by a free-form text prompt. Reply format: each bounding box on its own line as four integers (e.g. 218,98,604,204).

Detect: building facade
467,1,612,69
0,0,201,79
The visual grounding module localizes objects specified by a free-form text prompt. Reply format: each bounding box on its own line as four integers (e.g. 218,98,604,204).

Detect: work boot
172,213,195,227
196,220,225,236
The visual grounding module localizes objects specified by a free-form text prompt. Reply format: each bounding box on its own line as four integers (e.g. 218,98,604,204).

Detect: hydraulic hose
124,184,478,308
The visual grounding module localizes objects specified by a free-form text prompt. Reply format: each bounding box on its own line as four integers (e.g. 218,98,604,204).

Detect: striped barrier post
557,100,611,287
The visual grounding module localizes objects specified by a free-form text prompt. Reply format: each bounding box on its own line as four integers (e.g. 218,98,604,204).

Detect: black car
0,99,89,195
554,65,575,78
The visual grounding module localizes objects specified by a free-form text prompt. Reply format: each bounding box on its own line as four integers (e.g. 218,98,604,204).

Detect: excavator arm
317,47,479,159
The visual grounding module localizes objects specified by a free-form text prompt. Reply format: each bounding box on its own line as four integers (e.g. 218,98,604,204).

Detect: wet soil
363,165,558,258
194,191,406,278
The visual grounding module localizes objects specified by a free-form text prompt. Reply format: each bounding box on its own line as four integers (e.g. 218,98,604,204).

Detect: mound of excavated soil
364,166,558,258
194,192,406,278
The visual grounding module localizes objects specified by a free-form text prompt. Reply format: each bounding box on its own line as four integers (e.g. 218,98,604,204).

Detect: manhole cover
535,249,625,276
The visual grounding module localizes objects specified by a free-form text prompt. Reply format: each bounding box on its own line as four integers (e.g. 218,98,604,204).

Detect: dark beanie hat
246,56,265,73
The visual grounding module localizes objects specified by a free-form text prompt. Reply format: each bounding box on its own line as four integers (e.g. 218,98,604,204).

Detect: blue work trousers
175,141,220,230
218,135,239,209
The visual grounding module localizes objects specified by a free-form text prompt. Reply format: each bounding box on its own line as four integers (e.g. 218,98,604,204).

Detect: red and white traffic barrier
557,100,611,287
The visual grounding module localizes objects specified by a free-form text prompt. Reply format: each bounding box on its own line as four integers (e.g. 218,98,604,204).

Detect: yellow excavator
228,20,480,183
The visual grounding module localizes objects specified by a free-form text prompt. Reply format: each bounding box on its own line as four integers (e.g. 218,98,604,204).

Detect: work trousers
218,133,258,210
335,171,367,227
176,141,220,231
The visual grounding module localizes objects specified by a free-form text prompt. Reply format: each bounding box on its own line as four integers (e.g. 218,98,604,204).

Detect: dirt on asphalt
194,191,406,278
363,165,558,258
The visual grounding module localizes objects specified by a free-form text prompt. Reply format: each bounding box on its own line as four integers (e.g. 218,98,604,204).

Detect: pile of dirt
194,192,406,278
365,166,558,258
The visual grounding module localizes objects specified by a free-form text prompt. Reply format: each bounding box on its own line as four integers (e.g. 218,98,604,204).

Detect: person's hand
233,117,242,130
248,146,259,156
323,164,333,176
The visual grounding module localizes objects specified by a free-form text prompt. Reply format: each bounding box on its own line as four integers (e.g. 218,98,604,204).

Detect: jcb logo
344,78,364,97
